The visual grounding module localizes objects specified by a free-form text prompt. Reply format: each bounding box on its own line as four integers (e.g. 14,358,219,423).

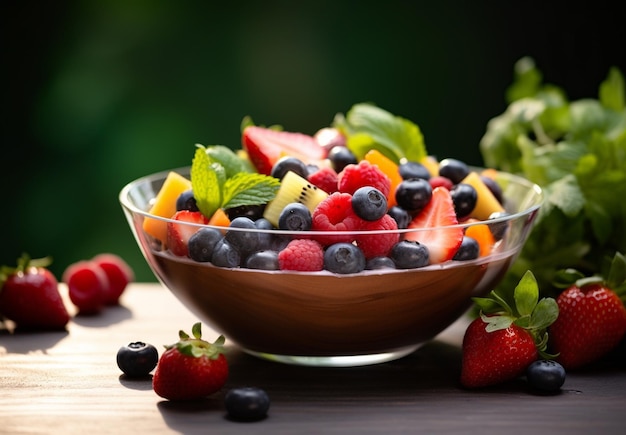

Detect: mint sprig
333,103,428,163
191,145,280,218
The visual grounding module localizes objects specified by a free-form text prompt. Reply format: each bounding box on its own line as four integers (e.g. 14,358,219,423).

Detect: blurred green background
3,0,625,282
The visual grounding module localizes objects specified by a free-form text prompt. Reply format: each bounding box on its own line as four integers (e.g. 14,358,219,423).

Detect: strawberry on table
461,270,559,388
242,125,328,175
0,254,70,330
405,187,464,264
153,323,228,401
549,252,626,370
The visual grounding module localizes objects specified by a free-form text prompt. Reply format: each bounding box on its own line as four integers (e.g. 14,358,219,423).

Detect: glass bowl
119,167,542,367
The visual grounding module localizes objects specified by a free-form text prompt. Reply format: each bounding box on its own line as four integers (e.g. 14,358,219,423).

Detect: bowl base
243,344,422,367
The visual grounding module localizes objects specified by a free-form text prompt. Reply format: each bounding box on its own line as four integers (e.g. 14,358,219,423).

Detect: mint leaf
222,172,280,210
514,270,539,317
334,103,427,163
191,147,226,218
204,144,254,178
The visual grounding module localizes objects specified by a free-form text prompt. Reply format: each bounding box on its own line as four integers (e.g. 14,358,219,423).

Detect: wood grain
1,283,625,435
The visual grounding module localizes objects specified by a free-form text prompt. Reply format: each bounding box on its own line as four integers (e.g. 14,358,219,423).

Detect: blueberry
225,387,270,421
387,206,412,229
188,227,223,262
395,178,432,212
450,183,477,219
352,186,388,221
324,243,366,274
526,360,566,392
481,175,504,204
271,156,308,180
452,236,480,261
487,211,511,240
390,240,429,269
245,250,280,270
175,189,199,212
226,204,266,221
438,158,470,184
225,217,260,256
278,203,312,231
328,146,357,173
365,256,397,270
211,239,242,267
116,341,158,377
398,161,430,180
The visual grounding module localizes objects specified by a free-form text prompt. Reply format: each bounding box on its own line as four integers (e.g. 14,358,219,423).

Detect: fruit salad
142,103,511,274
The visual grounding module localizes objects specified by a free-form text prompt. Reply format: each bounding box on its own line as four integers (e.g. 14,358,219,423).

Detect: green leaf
481,312,515,332
191,147,226,218
192,322,202,339
514,270,539,317
505,57,543,103
337,103,427,163
204,144,253,178
599,67,625,112
529,298,559,330
221,172,280,210
544,175,585,217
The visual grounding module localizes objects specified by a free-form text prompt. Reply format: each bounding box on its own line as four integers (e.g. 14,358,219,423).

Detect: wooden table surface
1,283,625,435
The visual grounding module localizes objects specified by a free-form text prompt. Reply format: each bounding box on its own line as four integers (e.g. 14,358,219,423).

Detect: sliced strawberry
405,187,463,264
242,126,328,175
167,210,209,257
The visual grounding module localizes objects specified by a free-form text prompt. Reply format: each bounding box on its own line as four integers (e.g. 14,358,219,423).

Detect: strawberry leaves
168,322,226,360
473,270,559,357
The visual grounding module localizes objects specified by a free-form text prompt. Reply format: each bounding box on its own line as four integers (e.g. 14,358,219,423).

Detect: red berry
550,283,626,370
0,255,70,330
92,253,134,305
429,175,454,190
405,187,464,264
307,166,339,193
167,210,209,257
356,214,400,259
337,160,391,198
311,192,361,246
152,323,228,401
63,260,108,315
461,317,538,388
278,239,324,271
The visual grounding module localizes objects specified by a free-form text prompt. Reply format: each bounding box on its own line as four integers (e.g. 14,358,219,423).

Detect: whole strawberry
0,254,70,330
461,270,559,388
153,323,228,401
549,252,626,370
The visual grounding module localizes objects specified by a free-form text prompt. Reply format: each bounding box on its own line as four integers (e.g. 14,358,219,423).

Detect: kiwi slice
263,171,329,227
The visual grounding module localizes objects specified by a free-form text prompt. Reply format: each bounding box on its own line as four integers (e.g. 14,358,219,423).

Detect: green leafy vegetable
480,57,626,298
332,103,428,163
191,144,280,218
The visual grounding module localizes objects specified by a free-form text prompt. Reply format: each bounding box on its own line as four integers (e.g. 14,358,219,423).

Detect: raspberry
311,192,361,246
278,239,324,271
307,166,339,194
337,160,391,198
356,214,400,259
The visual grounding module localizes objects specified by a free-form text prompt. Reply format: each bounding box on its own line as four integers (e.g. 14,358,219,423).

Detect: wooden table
1,283,625,434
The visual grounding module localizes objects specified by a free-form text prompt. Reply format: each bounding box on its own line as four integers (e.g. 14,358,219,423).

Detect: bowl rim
119,165,543,236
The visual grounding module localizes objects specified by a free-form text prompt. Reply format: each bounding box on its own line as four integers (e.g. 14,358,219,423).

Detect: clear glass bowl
120,167,542,367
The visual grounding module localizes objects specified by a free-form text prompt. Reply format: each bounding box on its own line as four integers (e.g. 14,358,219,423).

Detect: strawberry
0,254,70,330
405,187,464,264
461,270,559,388
549,252,626,370
152,323,228,401
167,210,209,257
92,253,134,305
242,125,327,175
62,260,108,315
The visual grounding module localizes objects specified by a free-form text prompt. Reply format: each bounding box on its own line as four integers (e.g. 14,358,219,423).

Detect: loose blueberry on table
116,342,159,378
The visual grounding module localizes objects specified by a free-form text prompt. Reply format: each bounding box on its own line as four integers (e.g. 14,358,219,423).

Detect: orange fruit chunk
143,172,193,243
208,208,231,227
465,223,496,257
364,149,403,208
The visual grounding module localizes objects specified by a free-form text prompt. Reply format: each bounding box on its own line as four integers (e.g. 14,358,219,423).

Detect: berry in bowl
119,104,543,367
